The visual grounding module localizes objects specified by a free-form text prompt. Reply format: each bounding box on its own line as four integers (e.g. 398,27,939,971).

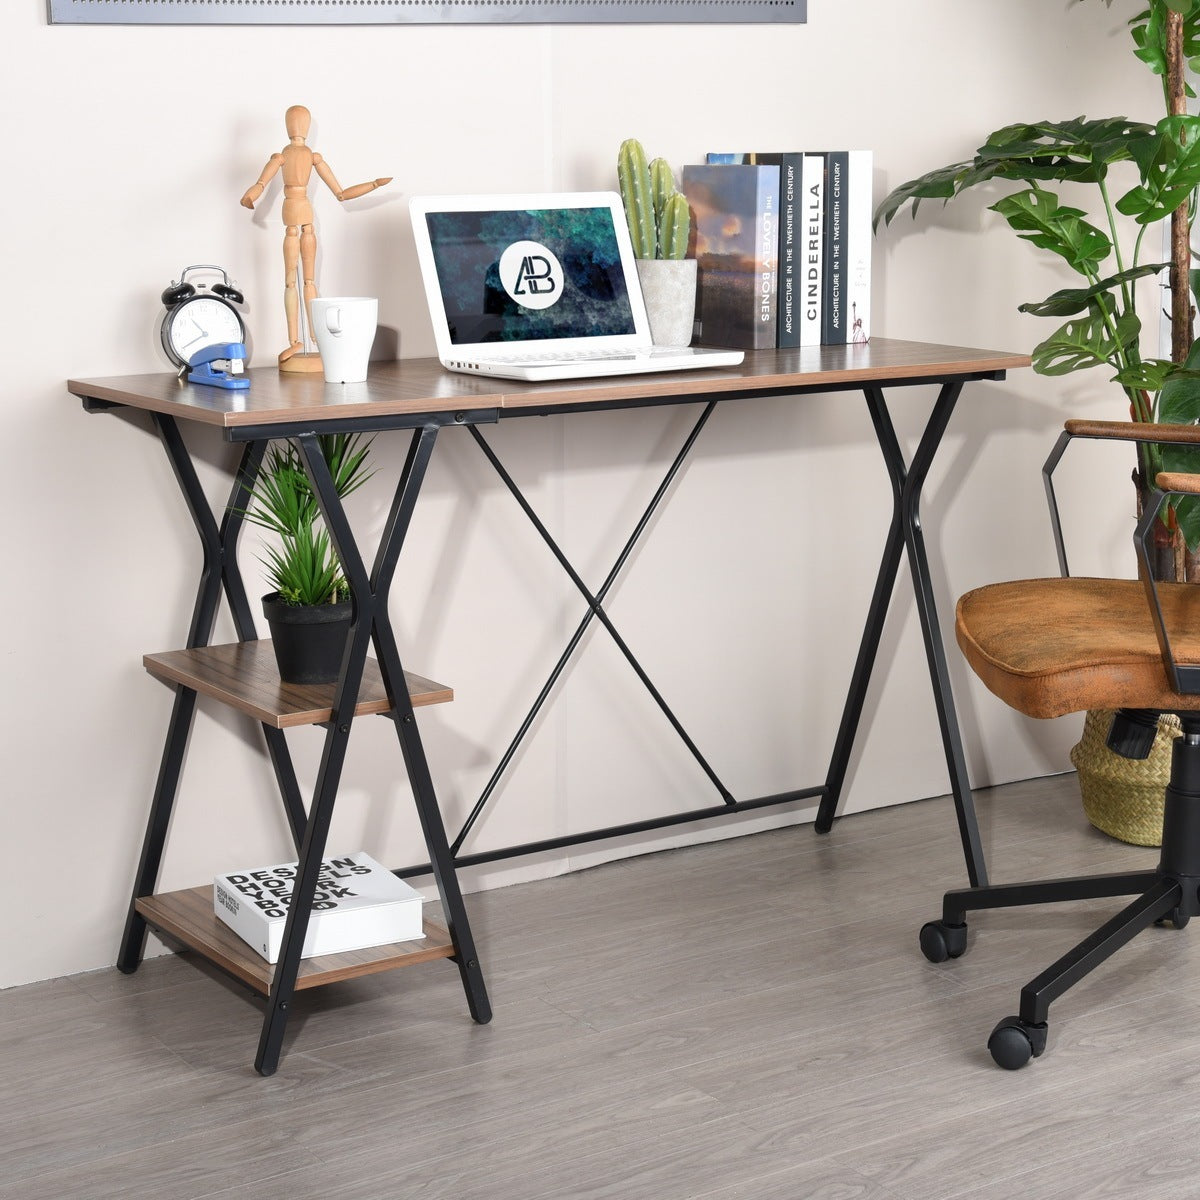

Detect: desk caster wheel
919,920,967,963
988,1017,1047,1070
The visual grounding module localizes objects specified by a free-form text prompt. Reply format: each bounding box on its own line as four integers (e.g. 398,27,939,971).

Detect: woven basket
1070,708,1180,847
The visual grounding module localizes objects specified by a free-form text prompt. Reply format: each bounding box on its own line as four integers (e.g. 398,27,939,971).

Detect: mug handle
325,306,343,336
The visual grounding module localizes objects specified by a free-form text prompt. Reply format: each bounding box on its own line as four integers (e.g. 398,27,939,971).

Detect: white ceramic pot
636,258,698,348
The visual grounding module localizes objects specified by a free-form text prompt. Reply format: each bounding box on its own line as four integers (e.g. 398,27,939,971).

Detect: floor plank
1,774,1196,1200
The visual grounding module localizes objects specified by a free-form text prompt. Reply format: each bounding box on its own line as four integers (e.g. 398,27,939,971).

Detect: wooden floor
5,774,1200,1200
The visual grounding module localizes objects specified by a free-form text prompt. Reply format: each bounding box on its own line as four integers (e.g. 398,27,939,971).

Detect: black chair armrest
1044,422,1200,578
1137,484,1200,695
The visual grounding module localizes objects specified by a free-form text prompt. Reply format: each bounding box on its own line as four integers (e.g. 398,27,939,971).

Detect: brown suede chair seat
956,576,1200,719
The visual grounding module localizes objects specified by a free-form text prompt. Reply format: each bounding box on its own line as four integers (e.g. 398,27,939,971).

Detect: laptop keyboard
490,348,695,364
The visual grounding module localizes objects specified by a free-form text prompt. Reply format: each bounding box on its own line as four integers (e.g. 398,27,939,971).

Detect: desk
70,338,1029,1074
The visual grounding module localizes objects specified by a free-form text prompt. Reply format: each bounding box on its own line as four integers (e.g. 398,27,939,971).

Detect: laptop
410,191,745,382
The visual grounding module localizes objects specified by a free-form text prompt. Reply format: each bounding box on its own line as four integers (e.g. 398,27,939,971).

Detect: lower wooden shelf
136,886,456,996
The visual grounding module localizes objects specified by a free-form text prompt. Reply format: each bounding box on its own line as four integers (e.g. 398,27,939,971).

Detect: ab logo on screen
499,240,564,310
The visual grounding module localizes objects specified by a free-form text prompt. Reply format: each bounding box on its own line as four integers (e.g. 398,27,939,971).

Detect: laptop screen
422,206,639,346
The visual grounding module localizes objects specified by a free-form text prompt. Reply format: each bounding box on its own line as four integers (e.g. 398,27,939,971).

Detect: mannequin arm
313,153,391,201
241,153,283,209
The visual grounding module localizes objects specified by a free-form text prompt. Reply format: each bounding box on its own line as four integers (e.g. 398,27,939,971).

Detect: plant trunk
1136,471,1200,581
1153,11,1199,581
1168,9,1195,364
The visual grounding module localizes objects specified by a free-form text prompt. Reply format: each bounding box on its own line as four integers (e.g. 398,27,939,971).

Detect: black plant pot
262,593,353,685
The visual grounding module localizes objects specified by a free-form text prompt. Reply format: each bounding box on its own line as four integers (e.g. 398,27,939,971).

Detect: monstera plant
875,0,1200,844
876,0,1200,568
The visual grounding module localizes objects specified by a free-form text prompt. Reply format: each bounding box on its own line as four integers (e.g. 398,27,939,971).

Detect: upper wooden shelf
144,640,452,729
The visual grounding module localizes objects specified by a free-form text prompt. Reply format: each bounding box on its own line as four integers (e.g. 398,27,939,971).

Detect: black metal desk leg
120,425,310,975
368,428,492,1023
253,429,490,1075
817,386,915,837
255,432,383,1074
818,383,988,889
223,441,308,848
118,687,200,972
816,485,907,837
893,382,987,887
255,648,368,1075
388,695,492,1024
118,417,230,972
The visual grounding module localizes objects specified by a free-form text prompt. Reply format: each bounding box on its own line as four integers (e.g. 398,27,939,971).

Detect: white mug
311,297,378,383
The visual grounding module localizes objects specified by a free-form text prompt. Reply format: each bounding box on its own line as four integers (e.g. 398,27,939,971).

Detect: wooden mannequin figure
240,105,391,372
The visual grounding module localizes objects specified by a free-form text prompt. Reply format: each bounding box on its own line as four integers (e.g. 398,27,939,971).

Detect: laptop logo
499,240,564,310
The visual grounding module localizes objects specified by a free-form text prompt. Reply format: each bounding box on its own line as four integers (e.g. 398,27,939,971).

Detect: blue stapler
188,342,250,390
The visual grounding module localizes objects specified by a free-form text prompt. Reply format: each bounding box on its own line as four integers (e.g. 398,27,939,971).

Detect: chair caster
919,920,967,963
987,1016,1048,1070
1155,908,1190,930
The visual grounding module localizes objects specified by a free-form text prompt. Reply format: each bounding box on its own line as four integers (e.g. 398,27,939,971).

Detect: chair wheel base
988,1016,1048,1070
919,920,967,963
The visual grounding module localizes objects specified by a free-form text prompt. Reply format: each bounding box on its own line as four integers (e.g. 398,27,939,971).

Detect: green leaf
1117,115,1200,224
873,160,996,228
1017,262,1167,317
1145,327,1200,552
1028,311,1141,375
989,187,1111,276
874,115,1162,232
979,117,1153,181
1112,358,1177,392
1171,491,1200,551
236,434,373,607
320,432,375,499
1130,1,1200,93
1161,438,1200,474
1157,361,1200,425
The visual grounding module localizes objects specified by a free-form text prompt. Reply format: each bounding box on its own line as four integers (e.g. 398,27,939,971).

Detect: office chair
919,419,1200,1069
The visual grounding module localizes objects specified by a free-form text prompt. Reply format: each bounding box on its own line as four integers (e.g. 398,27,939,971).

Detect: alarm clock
160,265,247,370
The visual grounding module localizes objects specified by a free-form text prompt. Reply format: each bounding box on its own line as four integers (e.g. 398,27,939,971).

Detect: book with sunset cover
681,163,780,350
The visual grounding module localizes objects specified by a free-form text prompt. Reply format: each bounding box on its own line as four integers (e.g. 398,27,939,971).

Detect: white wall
1,1,1157,987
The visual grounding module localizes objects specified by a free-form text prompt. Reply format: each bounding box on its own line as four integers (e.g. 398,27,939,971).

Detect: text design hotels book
681,164,780,350
214,851,425,963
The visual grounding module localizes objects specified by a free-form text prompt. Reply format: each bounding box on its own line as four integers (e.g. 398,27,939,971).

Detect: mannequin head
285,106,311,141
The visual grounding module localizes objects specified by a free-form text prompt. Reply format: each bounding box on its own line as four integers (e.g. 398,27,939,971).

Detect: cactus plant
658,192,690,260
618,138,691,261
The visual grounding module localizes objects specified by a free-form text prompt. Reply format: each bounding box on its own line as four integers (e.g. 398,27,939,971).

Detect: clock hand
178,319,210,350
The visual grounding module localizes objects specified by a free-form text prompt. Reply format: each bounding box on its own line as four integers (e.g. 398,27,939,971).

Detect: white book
844,150,873,344
799,154,825,347
213,851,425,963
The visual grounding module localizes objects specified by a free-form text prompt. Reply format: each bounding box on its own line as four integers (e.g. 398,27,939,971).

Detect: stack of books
680,150,872,350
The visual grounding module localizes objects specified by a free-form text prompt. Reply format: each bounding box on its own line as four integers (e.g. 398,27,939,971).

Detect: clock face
163,295,245,365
